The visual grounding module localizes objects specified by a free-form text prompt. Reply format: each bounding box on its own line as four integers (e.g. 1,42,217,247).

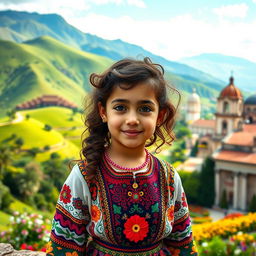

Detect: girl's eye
139,106,152,112
114,105,126,111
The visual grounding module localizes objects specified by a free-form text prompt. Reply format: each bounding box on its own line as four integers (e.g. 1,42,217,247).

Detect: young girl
46,57,197,256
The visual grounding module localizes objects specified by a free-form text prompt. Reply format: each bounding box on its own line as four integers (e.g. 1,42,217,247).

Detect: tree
220,189,228,209
198,157,215,207
0,144,13,180
249,194,256,212
16,162,43,201
44,124,52,131
190,140,199,157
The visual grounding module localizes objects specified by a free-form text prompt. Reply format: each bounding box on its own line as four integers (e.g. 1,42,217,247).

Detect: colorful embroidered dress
46,154,197,255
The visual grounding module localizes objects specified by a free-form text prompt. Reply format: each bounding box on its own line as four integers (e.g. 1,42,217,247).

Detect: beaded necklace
104,149,150,189
104,149,150,171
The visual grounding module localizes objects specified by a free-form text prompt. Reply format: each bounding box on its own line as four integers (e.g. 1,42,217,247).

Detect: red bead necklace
104,149,150,172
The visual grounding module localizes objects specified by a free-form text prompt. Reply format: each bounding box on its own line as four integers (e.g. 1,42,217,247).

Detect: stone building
186,88,201,123
16,95,78,110
188,76,256,211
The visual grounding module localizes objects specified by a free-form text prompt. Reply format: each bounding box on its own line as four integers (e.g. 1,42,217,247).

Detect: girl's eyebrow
111,99,156,105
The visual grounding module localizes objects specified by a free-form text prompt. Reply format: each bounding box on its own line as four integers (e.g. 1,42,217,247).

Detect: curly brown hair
81,57,180,178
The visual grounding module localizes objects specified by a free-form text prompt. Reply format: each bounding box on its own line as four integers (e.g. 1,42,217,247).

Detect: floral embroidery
123,215,149,243
60,184,72,204
168,247,181,256
91,205,101,222
182,192,188,207
167,205,174,222
72,197,83,209
65,252,78,256
174,200,181,212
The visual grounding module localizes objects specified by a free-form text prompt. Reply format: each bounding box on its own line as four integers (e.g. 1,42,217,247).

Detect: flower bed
0,211,50,251
193,212,256,243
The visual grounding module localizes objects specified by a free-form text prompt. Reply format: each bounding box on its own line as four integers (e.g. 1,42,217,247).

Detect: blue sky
1,0,256,62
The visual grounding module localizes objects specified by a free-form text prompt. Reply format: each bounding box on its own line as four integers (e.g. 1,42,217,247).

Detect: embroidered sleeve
46,164,91,256
164,169,198,255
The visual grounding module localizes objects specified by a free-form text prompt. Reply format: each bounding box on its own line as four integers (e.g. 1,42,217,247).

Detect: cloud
68,13,256,62
127,0,146,8
212,4,248,18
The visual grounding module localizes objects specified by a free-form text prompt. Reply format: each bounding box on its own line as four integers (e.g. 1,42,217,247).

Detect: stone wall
0,243,46,256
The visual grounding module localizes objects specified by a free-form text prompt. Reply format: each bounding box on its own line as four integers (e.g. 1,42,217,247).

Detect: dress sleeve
46,164,91,256
163,168,198,255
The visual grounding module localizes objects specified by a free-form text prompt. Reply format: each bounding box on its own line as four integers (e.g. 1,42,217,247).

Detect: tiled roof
224,124,256,146
213,150,256,165
190,119,216,128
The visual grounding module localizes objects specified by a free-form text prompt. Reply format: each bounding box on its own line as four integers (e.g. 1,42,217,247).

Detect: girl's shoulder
153,155,175,181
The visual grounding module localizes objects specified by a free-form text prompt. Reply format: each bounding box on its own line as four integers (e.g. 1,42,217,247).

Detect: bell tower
215,76,243,137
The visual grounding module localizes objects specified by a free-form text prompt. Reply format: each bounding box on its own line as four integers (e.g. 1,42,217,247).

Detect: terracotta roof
213,150,256,165
243,124,256,133
224,124,256,146
190,119,216,128
219,76,242,99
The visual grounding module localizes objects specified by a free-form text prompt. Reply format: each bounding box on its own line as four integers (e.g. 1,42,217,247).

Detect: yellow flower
46,241,53,254
65,252,78,256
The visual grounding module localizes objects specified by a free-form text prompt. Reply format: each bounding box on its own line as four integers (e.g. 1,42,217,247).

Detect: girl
46,57,197,256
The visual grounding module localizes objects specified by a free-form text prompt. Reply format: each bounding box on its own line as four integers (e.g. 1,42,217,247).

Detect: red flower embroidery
91,205,101,222
182,192,188,207
167,205,174,222
60,184,72,204
123,215,149,243
72,198,83,209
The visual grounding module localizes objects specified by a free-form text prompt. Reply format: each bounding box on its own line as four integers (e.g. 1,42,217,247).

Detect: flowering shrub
193,216,212,224
193,212,256,243
0,211,50,251
198,233,256,255
224,212,244,219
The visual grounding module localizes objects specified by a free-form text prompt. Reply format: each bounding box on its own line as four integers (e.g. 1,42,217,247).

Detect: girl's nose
126,113,139,125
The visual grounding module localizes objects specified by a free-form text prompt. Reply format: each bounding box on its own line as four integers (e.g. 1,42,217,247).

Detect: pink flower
21,219,26,224
21,230,29,236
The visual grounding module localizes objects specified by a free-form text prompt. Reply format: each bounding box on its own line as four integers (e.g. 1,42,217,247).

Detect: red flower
20,243,27,250
72,198,83,209
60,184,72,204
123,215,149,243
182,192,188,207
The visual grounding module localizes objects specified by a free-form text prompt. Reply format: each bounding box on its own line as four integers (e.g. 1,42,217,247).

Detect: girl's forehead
108,82,158,102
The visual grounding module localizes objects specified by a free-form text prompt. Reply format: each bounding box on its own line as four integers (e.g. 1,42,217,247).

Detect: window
223,101,229,113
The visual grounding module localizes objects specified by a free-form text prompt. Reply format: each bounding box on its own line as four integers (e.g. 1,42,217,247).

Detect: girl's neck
106,145,147,168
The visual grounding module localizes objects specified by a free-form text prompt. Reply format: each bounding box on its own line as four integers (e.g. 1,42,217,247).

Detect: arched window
222,120,228,135
223,101,229,113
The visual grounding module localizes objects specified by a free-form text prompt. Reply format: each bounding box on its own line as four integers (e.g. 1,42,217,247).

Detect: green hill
0,107,83,160
0,10,225,95
0,36,113,113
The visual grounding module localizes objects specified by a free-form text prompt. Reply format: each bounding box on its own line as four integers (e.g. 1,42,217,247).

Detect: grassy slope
0,107,82,160
21,107,84,128
0,36,113,115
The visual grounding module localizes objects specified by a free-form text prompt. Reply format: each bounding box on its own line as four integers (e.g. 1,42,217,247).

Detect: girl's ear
157,109,166,126
98,102,107,123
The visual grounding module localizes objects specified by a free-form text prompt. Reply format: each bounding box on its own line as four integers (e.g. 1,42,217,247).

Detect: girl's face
98,82,164,153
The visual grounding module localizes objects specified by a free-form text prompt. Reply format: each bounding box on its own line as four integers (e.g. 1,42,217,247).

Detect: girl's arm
164,168,198,255
46,164,91,256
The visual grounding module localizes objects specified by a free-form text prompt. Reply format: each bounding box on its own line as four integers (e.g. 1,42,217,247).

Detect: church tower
215,76,243,137
186,88,201,123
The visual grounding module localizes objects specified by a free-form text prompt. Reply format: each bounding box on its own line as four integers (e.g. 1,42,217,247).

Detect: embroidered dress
46,154,197,256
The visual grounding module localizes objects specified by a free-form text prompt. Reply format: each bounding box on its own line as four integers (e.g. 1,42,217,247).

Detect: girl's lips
122,130,142,137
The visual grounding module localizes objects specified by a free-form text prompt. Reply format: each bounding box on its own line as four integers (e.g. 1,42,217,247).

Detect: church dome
244,94,256,105
219,76,242,99
188,88,200,104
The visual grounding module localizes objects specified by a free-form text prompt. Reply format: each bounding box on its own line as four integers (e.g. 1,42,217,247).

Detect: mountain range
0,10,253,113
180,53,256,92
